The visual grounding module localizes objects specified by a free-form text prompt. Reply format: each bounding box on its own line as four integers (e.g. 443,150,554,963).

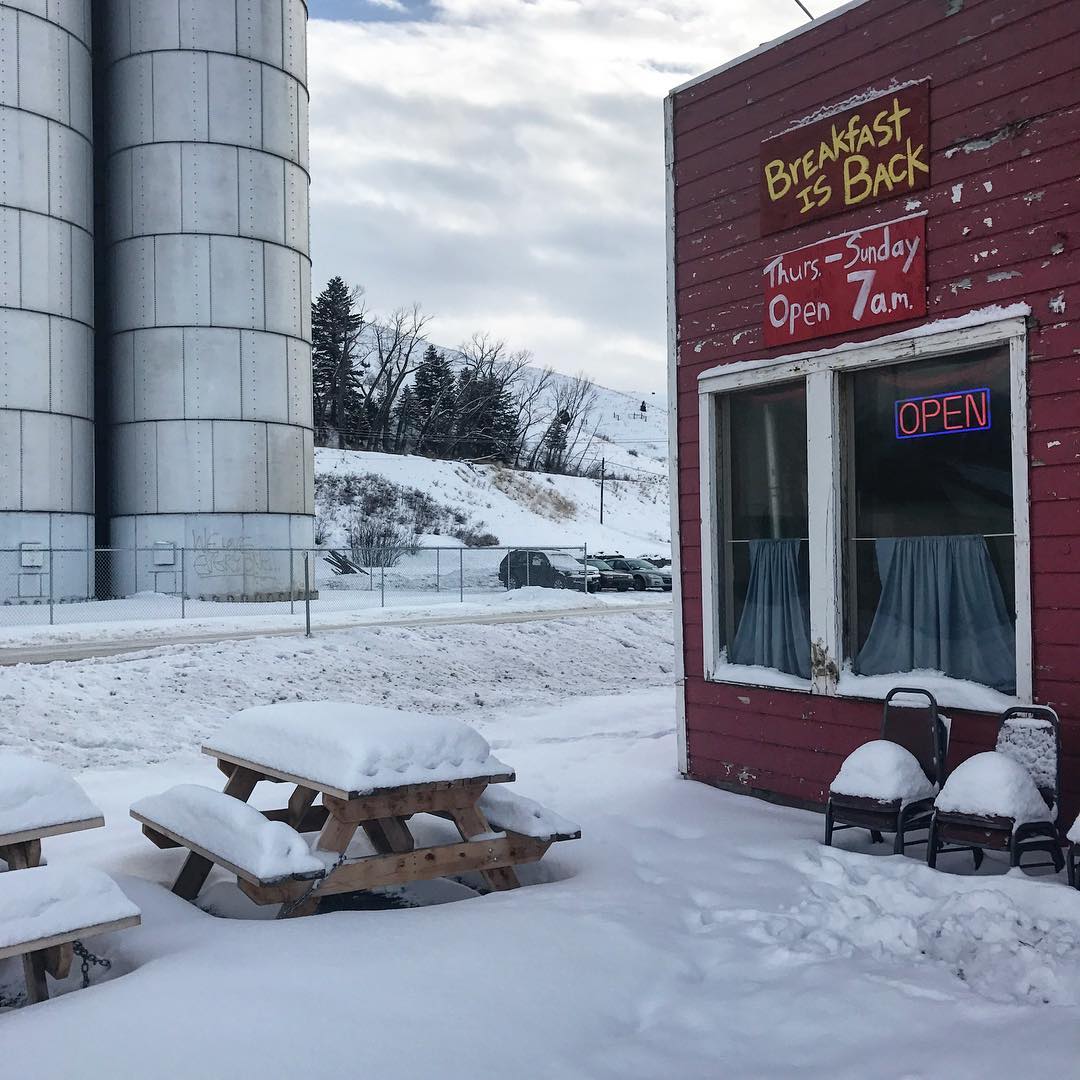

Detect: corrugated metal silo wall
0,1,95,603
98,0,314,601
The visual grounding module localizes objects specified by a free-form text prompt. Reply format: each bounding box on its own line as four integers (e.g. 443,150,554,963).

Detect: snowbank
131,785,325,881
935,752,1050,824
205,702,512,794
0,865,139,952
830,740,934,804
0,753,101,838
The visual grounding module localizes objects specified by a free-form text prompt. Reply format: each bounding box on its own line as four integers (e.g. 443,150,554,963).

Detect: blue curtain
856,535,1015,692
730,539,810,678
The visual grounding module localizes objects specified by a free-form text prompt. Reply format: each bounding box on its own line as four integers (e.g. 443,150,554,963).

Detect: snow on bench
203,702,514,797
478,787,580,841
0,864,140,961
935,752,1053,827
830,740,935,805
0,752,103,844
130,785,326,886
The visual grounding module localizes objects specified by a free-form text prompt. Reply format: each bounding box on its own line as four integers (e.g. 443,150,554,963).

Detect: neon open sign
895,387,991,439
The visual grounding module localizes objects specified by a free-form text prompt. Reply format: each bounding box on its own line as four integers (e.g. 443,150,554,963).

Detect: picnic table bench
132,702,580,914
1,753,140,1004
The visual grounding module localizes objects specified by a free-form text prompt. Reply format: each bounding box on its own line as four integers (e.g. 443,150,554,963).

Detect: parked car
498,550,601,592
604,556,673,591
582,557,633,592
638,554,672,568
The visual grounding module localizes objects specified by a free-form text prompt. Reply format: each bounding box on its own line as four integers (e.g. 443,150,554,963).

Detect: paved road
0,601,673,667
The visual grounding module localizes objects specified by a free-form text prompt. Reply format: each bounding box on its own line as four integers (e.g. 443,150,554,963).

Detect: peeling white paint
1051,241,1066,255
1023,190,1045,204
983,180,994,193
951,183,964,204
693,341,704,353
732,331,750,345
1048,441,1062,449
948,278,973,295
983,217,993,228
905,198,923,211
1049,292,1067,315
962,226,971,236
987,270,1021,283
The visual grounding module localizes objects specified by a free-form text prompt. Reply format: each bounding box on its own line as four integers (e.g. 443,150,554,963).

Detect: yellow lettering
888,153,907,184
764,159,791,201
802,148,817,180
872,161,894,197
843,155,873,205
856,124,877,153
872,107,894,146
811,173,832,208
885,96,912,144
796,184,816,214
906,138,930,185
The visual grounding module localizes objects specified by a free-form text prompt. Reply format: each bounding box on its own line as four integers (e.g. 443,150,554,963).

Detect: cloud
308,0,844,392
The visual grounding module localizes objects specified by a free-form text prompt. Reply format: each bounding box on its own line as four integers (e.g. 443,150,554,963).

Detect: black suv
600,555,673,591
497,550,601,592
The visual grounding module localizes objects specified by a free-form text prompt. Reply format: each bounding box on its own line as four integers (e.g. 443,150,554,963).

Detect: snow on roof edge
668,0,874,98
696,304,1031,384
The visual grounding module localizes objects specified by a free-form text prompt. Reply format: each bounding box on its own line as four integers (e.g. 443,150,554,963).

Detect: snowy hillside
315,448,670,555
582,381,668,478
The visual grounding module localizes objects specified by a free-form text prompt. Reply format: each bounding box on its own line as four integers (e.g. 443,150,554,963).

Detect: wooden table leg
362,817,415,854
2,840,42,870
449,804,520,892
172,764,262,901
274,806,363,920
43,943,74,980
286,786,319,830
22,951,49,1004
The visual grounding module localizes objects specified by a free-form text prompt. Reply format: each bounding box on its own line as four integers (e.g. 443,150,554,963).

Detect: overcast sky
306,0,848,393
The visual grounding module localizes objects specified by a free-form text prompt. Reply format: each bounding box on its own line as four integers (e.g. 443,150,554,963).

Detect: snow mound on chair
830,740,934,804
935,752,1050,824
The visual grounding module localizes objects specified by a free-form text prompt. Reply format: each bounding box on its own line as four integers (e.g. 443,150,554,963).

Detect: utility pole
599,457,605,525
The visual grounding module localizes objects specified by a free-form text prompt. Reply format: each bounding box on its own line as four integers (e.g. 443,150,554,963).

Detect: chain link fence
0,545,597,630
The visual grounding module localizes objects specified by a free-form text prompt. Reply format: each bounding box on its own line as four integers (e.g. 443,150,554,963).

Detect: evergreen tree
412,345,457,455
311,277,366,446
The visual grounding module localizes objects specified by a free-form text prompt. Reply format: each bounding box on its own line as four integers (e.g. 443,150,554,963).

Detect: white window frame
697,314,1031,704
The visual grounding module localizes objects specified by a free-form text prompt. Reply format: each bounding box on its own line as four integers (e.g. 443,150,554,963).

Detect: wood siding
671,0,1080,820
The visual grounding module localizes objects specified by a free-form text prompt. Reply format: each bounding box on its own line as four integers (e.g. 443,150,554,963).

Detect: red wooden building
666,0,1079,820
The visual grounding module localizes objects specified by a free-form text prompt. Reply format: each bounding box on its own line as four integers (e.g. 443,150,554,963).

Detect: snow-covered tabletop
935,752,1052,826
0,752,104,842
830,740,935,805
204,702,513,796
0,864,140,956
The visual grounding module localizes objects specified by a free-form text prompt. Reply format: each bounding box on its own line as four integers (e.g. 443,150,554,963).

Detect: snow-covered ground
2,612,1078,1076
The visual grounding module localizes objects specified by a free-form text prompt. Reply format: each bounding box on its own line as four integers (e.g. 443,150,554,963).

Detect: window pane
721,382,809,679
846,348,1015,692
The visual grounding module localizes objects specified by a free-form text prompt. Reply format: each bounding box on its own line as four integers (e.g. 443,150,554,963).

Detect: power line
793,0,815,20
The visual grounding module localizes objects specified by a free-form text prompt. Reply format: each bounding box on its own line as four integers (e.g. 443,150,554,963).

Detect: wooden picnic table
134,741,578,916
1,765,137,1003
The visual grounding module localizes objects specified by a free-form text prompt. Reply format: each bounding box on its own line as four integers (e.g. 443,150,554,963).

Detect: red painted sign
759,81,930,235
762,213,926,347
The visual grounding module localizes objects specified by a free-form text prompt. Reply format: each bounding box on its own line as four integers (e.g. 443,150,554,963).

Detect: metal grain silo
0,0,95,604
99,0,314,600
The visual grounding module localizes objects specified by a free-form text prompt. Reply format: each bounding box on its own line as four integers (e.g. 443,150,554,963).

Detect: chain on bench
275,850,348,920
72,939,112,989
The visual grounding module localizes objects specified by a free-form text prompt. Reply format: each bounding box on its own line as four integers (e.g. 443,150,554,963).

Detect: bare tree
358,304,431,450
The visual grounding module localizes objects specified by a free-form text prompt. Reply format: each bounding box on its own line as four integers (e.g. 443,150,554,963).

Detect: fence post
459,547,464,603
304,551,312,637
583,542,588,597
380,563,385,608
180,548,186,619
436,547,440,593
48,546,54,625
290,548,295,616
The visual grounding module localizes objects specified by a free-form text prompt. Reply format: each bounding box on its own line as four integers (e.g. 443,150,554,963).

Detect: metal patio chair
928,706,1064,874
825,687,947,856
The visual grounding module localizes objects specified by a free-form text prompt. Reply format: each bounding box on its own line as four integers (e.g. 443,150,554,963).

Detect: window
718,382,810,679
845,348,1015,692
698,315,1030,703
